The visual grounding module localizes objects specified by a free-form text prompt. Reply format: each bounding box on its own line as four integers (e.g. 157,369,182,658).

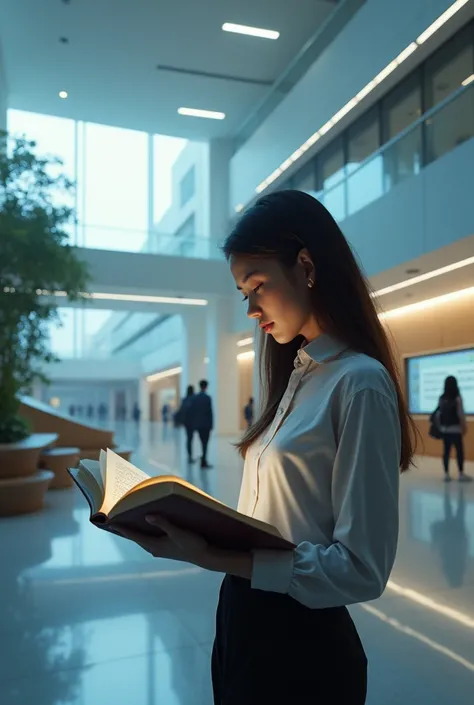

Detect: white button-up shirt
238,334,401,609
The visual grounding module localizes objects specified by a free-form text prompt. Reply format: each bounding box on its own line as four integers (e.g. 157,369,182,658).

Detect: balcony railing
315,78,474,222
71,223,224,260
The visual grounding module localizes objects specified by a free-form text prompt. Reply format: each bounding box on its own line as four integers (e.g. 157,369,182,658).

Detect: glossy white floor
1,422,473,705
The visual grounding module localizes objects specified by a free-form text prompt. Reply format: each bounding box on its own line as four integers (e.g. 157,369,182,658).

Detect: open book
68,449,294,552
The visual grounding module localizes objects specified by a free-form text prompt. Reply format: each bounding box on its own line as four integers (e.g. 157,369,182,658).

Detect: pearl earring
308,278,314,289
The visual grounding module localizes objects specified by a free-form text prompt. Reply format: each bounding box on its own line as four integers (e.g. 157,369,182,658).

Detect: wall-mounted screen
406,348,474,415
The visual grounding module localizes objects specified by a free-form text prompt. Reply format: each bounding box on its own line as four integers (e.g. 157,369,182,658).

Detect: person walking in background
178,385,196,463
243,397,254,428
189,380,213,469
132,402,141,424
438,375,470,482
162,403,170,424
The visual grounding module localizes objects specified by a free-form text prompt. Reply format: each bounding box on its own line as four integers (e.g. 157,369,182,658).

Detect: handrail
323,78,473,197
75,221,211,240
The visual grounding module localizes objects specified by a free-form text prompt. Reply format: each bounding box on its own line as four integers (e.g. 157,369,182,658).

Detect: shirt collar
295,334,347,368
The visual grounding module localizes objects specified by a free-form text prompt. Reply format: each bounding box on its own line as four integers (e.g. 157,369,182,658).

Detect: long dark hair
223,190,416,472
442,375,460,400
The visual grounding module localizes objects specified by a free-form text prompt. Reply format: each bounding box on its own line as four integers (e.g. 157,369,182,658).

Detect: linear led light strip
381,285,474,319
146,366,182,382
254,0,470,196
373,254,474,297
11,289,208,306
237,336,254,347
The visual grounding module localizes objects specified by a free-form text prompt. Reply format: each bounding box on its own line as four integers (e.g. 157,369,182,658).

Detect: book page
100,449,150,515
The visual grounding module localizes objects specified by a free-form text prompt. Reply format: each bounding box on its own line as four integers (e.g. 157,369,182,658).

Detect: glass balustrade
320,81,473,223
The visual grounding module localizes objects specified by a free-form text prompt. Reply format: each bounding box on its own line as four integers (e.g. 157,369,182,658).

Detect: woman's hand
114,515,211,567
114,514,253,579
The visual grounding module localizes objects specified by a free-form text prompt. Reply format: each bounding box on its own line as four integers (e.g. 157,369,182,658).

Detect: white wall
342,137,474,276
229,0,459,210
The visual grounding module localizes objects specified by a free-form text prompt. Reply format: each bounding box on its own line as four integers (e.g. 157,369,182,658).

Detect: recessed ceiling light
462,74,474,86
59,90,68,99
222,22,279,40
178,107,225,120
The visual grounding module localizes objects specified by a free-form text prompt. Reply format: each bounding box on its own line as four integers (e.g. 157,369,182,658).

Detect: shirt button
277,407,284,415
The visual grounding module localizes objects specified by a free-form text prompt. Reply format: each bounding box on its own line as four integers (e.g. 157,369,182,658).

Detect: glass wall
79,123,149,251
283,19,474,222
46,308,115,359
6,111,213,258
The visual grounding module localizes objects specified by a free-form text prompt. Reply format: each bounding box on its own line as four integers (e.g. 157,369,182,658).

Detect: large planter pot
0,433,58,480
0,433,58,517
39,446,80,489
0,470,54,516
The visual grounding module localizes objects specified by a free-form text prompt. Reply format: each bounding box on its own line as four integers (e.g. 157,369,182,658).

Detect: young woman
116,191,416,704
438,375,469,482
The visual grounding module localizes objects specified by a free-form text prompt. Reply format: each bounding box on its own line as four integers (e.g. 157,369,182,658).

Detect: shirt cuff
251,549,295,594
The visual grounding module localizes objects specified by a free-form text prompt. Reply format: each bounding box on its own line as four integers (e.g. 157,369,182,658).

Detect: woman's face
230,253,321,344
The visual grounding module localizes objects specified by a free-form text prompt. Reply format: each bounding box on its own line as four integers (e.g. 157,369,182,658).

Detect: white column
206,297,239,436
204,139,234,242
139,377,150,421
180,309,207,396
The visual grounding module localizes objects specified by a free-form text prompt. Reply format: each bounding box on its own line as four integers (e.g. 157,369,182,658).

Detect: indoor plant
0,130,89,512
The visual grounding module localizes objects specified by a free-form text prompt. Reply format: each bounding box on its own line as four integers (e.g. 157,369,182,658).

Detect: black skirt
212,575,367,705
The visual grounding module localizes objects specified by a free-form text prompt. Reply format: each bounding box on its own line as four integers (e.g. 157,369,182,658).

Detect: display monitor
406,348,474,415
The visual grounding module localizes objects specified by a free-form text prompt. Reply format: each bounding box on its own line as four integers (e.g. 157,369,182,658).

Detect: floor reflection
0,424,473,704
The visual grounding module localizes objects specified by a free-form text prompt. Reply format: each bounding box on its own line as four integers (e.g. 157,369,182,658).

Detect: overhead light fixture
146,366,182,383
374,255,474,297
462,73,474,86
59,91,68,99
237,337,254,347
178,107,225,120
222,22,279,40
86,292,208,306
380,286,474,320
416,0,469,45
249,0,467,205
16,289,208,306
237,350,255,361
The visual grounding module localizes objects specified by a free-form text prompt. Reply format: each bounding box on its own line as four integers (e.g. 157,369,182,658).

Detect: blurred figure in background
243,397,254,429
177,385,196,463
87,403,94,420
438,375,470,482
132,402,141,424
162,403,170,424
189,380,213,469
98,402,108,421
